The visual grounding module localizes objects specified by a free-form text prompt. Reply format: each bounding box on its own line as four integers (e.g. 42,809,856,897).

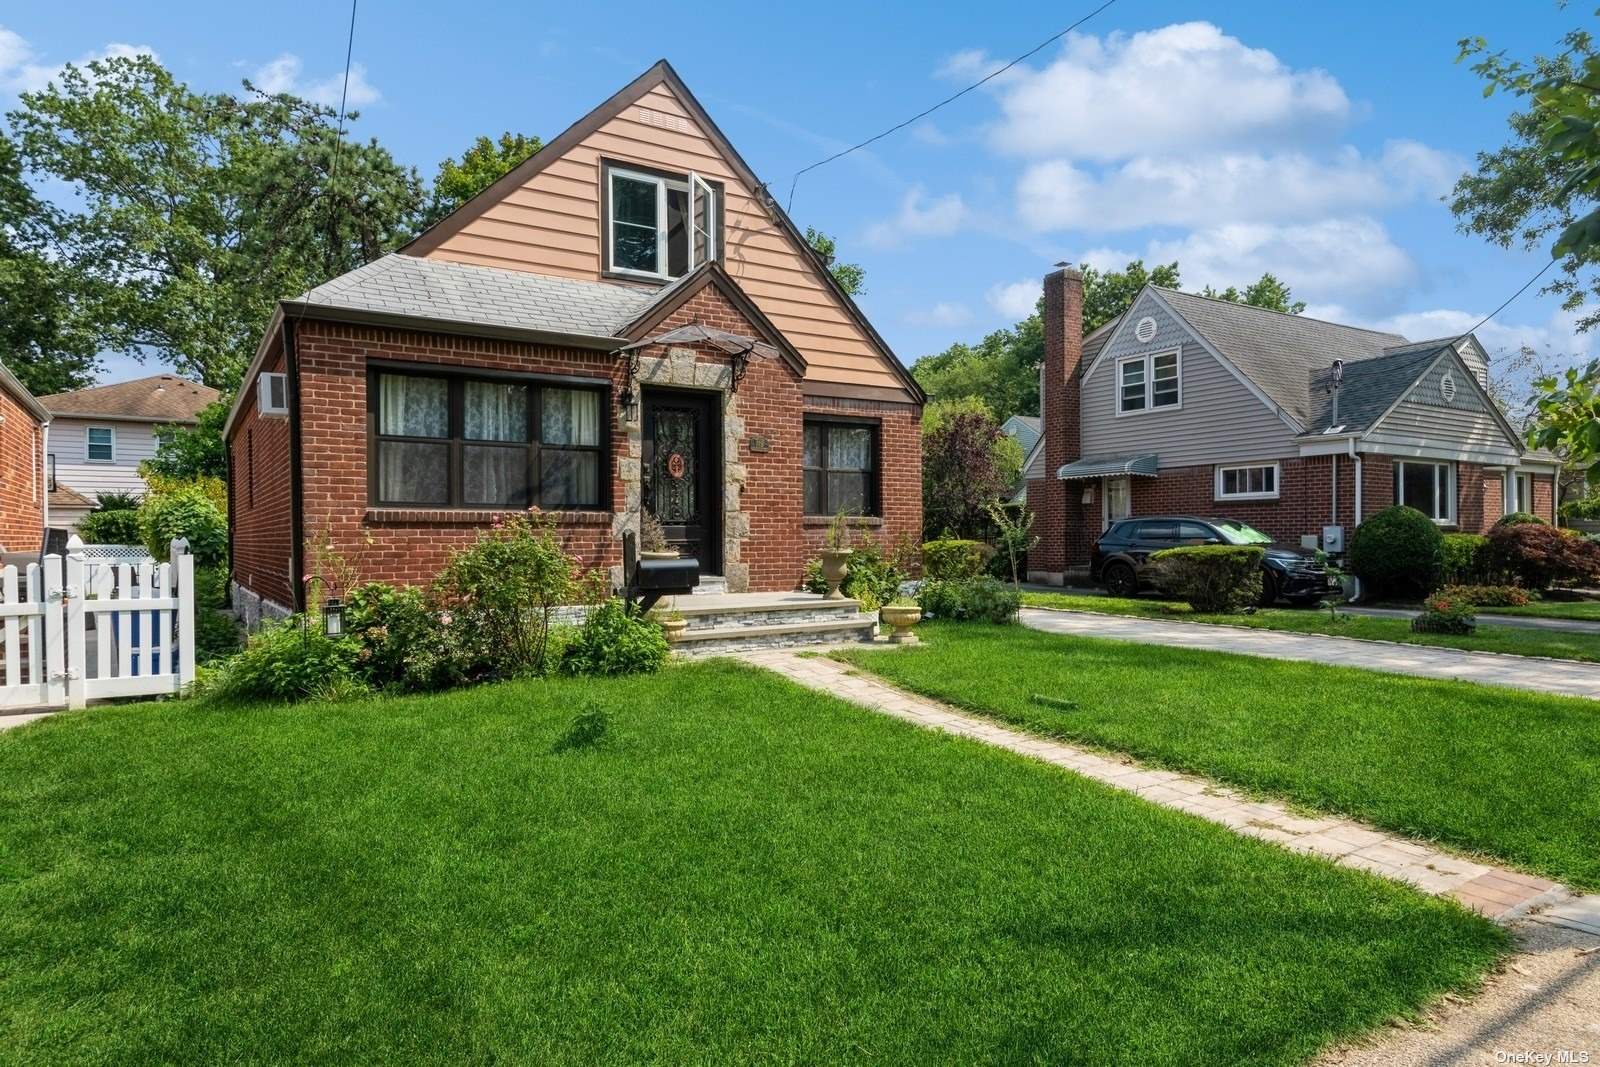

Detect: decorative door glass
652,408,697,523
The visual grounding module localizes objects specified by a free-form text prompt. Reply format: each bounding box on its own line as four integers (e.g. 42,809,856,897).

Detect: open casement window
803,418,879,516
606,165,718,280
1216,463,1279,501
1116,350,1180,414
371,370,605,510
1393,460,1455,524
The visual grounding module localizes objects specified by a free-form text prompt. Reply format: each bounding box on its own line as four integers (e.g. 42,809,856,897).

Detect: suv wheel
1104,562,1138,599
1258,569,1280,607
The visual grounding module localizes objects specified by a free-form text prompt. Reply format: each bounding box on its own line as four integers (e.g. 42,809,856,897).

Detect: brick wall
1533,473,1556,524
228,287,922,604
228,345,296,609
0,385,44,552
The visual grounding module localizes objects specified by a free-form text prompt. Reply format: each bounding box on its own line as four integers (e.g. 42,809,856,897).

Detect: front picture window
1394,461,1454,523
607,166,718,280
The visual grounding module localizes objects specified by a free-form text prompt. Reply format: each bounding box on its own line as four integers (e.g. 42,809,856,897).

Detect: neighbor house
1026,267,1562,583
37,374,220,529
223,60,924,621
0,360,49,555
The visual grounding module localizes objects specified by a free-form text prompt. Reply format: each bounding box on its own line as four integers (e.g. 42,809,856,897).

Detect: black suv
1091,516,1338,606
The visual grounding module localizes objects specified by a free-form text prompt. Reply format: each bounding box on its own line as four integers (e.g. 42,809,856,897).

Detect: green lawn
1431,597,1600,623
1022,590,1600,661
0,663,1504,1065
835,622,1600,890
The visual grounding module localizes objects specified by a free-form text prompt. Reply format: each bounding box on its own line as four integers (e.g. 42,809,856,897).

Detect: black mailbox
622,531,699,615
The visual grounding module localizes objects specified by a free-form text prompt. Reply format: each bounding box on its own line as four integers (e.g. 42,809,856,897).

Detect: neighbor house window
605,164,717,280
371,371,605,510
47,453,56,492
804,418,878,516
1394,460,1455,523
1507,471,1533,515
1116,349,1181,414
1216,463,1279,501
85,426,115,463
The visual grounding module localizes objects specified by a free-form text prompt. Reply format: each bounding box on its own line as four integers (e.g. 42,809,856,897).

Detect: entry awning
1055,453,1160,481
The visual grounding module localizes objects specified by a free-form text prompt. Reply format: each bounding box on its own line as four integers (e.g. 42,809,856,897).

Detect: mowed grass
0,662,1504,1065
836,622,1600,890
1021,590,1600,662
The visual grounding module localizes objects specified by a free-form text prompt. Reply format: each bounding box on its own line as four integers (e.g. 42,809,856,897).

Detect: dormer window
605,163,717,281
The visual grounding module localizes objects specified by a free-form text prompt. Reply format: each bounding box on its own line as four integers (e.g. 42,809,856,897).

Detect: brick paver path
1020,607,1600,700
742,648,1583,924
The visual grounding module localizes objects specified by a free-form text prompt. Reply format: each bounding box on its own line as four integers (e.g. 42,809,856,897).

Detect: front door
1102,476,1132,531
643,389,721,574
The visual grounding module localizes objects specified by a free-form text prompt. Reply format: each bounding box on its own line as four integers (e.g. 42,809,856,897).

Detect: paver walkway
1019,607,1600,699
1346,603,1600,635
741,647,1585,924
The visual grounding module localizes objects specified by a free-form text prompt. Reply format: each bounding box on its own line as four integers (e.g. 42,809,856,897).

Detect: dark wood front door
643,389,721,574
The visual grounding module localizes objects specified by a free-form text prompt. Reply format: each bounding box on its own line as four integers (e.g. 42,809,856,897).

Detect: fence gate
0,543,196,712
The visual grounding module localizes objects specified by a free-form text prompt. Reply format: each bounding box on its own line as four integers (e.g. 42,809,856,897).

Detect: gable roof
1001,414,1041,456
39,374,218,423
1301,343,1452,434
0,360,50,423
402,59,923,403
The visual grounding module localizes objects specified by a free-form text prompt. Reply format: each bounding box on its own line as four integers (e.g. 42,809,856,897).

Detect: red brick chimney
1032,264,1084,581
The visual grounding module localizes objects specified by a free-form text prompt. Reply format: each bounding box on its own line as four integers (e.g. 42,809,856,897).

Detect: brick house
1025,267,1562,583
223,60,923,621
0,361,49,556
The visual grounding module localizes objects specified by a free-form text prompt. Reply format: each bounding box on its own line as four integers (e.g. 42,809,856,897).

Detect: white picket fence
0,541,196,711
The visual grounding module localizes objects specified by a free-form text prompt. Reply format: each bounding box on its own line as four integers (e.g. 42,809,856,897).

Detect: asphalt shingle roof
1302,342,1454,434
293,254,670,339
39,374,219,422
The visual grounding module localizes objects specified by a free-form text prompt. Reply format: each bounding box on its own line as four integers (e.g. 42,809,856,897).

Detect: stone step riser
673,622,877,657
681,607,865,631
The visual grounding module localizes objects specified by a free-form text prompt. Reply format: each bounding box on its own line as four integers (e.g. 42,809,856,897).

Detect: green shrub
77,506,143,545
94,490,141,512
1440,533,1492,586
138,482,227,566
1347,506,1443,600
344,581,463,692
194,609,241,664
1413,592,1476,634
800,532,917,606
916,577,1019,623
1149,545,1265,614
1560,495,1600,521
921,539,993,580
433,513,577,679
199,618,363,703
1437,584,1533,608
1495,511,1547,528
1488,522,1600,591
560,598,669,677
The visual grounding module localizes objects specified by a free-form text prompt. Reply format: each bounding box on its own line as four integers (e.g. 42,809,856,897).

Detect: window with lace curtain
370,370,605,509
803,418,879,516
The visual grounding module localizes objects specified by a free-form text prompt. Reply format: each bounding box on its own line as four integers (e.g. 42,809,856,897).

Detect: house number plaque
748,434,770,453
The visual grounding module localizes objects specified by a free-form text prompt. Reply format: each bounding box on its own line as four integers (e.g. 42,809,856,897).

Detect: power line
330,0,358,188
1451,257,1559,345
784,0,1121,212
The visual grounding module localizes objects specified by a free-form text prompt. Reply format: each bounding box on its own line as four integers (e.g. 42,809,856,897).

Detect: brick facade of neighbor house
0,372,46,553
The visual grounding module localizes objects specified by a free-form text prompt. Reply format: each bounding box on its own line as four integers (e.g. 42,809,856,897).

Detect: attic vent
1134,316,1157,343
636,107,690,134
1440,371,1457,404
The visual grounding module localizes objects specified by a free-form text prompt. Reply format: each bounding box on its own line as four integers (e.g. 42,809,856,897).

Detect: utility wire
784,0,1121,212
1450,257,1559,345
330,0,358,188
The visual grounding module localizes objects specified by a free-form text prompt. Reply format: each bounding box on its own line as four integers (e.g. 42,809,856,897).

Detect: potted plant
879,596,922,644
639,510,678,561
652,603,689,642
819,508,853,600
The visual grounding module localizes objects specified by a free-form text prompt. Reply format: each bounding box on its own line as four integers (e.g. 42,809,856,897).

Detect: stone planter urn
659,616,689,642
880,604,922,644
819,548,851,600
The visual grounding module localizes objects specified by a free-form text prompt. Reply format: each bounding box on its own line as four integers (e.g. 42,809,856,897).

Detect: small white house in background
37,375,220,528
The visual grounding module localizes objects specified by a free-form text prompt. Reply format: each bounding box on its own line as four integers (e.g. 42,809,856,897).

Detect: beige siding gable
1081,290,1297,467
420,78,907,394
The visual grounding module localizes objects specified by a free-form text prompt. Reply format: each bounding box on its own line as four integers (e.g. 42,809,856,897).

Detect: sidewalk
1019,607,1600,700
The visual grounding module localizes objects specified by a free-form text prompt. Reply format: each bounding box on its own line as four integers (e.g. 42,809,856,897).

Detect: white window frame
1114,347,1182,416
1394,460,1455,524
606,166,716,281
1215,462,1281,502
1506,471,1533,515
85,425,116,464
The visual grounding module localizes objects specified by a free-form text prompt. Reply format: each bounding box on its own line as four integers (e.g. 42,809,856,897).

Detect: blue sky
2,1,1592,392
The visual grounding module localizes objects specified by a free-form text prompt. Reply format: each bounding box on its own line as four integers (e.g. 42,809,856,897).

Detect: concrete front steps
666,592,878,656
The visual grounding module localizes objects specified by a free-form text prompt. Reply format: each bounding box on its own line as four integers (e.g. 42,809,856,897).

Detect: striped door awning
1055,453,1160,480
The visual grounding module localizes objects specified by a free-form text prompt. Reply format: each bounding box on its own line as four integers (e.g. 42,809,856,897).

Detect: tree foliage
803,227,865,296
6,54,424,391
423,132,540,228
145,399,231,481
921,399,1016,540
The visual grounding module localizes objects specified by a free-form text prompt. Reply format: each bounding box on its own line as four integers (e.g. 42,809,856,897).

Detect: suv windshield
1214,520,1273,545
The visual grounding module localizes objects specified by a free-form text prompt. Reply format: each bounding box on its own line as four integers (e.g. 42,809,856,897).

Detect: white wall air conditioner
257,372,288,416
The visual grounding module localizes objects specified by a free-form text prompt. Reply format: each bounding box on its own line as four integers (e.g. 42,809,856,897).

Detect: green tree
423,132,540,228
1452,24,1600,330
7,54,424,391
144,398,231,481
1200,272,1307,314
0,132,98,394
803,227,865,296
1082,259,1182,333
921,398,1018,539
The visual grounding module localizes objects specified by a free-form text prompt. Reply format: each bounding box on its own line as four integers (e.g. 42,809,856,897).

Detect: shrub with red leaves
1487,523,1600,591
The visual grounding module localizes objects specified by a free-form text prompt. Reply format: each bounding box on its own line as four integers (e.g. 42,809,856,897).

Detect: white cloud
1144,217,1416,309
979,22,1350,160
0,27,158,94
987,278,1042,319
864,186,967,248
251,53,380,108
1014,141,1462,232
905,302,973,328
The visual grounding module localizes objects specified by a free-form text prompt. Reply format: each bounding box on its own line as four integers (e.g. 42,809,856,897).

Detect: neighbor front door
643,389,721,574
